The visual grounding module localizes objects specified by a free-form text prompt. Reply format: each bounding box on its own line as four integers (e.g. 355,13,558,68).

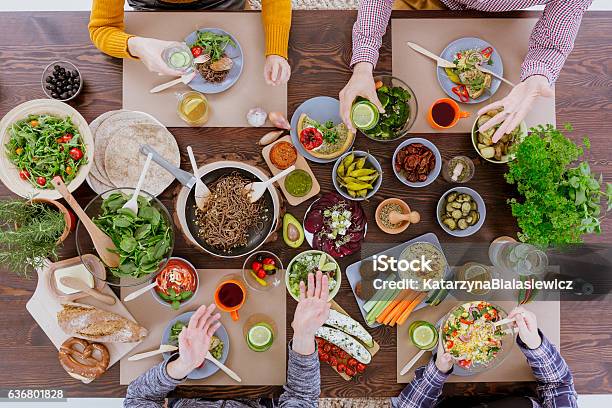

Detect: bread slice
57,303,147,343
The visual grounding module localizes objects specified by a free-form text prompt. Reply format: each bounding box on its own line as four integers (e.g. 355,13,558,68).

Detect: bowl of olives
436,187,486,237
41,61,82,102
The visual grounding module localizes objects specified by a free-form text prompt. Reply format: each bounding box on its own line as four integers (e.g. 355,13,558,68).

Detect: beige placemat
120,269,287,385
397,300,560,383
392,18,556,133
123,12,287,127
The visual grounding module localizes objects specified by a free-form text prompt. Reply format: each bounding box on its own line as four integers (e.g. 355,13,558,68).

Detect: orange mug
214,278,246,321
427,98,470,130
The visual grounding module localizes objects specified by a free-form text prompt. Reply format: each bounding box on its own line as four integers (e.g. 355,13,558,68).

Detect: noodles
194,172,265,252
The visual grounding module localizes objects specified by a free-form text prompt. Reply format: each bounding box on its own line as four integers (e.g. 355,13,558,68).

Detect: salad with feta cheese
304,192,367,258
443,301,507,370
286,250,340,300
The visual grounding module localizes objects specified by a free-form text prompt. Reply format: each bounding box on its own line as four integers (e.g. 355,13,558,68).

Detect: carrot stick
396,292,428,326
389,291,419,326
376,290,409,323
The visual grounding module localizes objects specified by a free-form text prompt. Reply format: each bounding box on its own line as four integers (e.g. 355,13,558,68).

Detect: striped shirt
391,331,578,408
351,0,592,83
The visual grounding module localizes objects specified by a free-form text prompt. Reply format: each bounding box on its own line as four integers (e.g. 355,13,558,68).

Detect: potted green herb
0,197,72,277
505,124,612,246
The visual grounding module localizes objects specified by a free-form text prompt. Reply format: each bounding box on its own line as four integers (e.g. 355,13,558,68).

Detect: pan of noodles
176,161,280,258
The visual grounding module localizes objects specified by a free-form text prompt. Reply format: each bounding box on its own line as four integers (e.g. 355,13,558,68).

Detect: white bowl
285,250,341,302
0,99,94,200
392,138,441,188
332,150,382,201
436,187,486,237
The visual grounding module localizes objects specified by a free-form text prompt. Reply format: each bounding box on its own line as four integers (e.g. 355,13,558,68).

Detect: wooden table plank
0,10,610,399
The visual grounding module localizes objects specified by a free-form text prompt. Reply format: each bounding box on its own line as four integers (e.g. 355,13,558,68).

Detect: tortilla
93,111,157,183
103,123,179,197
86,172,114,195
88,110,125,186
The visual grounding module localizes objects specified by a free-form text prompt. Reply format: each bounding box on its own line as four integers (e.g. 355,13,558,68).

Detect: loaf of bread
57,303,147,343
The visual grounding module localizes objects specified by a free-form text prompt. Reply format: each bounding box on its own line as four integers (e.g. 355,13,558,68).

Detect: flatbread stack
86,111,180,196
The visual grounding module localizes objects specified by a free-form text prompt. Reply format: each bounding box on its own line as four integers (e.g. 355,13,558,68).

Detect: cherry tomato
18,170,30,180
459,318,472,325
356,363,366,373
57,133,73,144
347,358,358,368
320,353,330,363
336,363,346,373
191,46,203,57
452,330,458,337
446,340,454,349
69,147,83,161
299,127,323,151
477,303,485,310
345,367,355,377
483,313,491,320
36,176,46,187
338,350,349,360
329,357,338,367
65,166,73,175
316,338,325,347
458,359,471,368
256,269,266,279
323,344,331,353
251,261,262,272
29,120,39,127
262,257,276,266
15,147,24,155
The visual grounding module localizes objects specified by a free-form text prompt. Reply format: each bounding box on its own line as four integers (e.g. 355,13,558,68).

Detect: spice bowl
41,61,83,102
375,198,420,234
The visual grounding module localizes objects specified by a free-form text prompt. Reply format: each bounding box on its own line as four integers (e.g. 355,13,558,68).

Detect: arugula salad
93,192,172,278
361,85,411,140
6,114,86,189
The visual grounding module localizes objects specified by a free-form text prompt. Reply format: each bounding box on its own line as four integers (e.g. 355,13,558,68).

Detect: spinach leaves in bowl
92,191,172,279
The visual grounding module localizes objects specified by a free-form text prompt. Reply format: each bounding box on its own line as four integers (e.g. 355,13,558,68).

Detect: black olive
59,67,66,74
65,71,72,78
72,70,79,77
45,84,53,90
73,78,80,84
255,254,264,262
60,92,68,99
54,65,60,71
265,268,276,275
51,92,59,98
45,76,53,83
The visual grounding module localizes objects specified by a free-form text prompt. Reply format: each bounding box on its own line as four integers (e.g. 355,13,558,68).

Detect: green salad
93,192,171,278
361,85,411,140
6,114,87,189
191,31,236,62
288,252,338,298
169,321,224,360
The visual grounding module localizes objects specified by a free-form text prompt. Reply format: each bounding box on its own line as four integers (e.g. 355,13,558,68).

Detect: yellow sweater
89,0,291,59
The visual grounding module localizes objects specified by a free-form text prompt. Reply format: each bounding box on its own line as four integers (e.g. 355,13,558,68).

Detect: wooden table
0,10,610,399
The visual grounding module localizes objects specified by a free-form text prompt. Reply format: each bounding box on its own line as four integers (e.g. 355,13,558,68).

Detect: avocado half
283,213,304,248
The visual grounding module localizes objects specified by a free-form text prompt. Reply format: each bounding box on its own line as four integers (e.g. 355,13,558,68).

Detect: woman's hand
339,62,385,134
291,271,331,355
509,306,542,350
166,304,221,380
478,75,553,143
264,55,291,86
435,330,453,374
127,36,184,76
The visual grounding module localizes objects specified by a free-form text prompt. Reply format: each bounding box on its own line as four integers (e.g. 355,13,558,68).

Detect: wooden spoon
124,281,157,302
389,210,421,225
59,276,116,305
51,176,120,268
244,165,295,203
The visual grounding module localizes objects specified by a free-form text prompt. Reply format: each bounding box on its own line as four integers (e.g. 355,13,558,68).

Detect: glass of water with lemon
176,91,209,126
351,99,379,132
243,313,276,352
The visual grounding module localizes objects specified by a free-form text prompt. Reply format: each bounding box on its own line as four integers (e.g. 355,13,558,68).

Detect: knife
406,42,456,68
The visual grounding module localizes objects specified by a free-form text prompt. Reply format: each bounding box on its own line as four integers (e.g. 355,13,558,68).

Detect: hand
264,55,291,86
508,306,542,350
127,36,185,76
339,62,385,134
166,304,221,380
291,271,331,355
435,330,453,373
478,75,553,143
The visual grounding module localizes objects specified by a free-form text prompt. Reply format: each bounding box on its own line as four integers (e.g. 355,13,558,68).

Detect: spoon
121,153,153,215
59,276,116,305
388,210,421,226
186,146,210,210
206,351,241,382
51,176,120,268
128,344,178,361
244,165,296,203
124,281,157,302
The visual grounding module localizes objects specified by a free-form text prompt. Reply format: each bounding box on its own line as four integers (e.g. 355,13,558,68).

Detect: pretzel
58,337,110,381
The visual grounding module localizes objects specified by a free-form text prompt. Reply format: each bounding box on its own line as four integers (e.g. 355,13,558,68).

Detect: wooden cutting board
26,257,144,383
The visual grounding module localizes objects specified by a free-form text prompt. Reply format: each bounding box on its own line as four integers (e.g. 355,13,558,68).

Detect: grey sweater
124,345,320,408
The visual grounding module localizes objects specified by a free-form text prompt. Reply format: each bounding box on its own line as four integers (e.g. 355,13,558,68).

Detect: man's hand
435,330,453,373
264,55,291,86
478,75,553,143
167,304,221,380
127,37,184,76
339,62,385,133
509,306,542,350
291,271,331,356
